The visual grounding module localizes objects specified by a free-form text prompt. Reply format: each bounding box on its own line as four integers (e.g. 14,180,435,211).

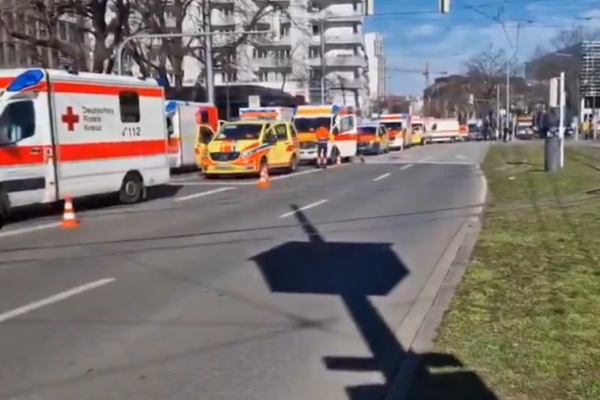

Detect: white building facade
365,32,386,103
117,0,375,110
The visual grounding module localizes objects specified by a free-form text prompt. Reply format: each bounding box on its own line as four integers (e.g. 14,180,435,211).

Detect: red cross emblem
61,106,79,131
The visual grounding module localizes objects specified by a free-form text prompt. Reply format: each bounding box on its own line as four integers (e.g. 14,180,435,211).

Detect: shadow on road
251,204,498,400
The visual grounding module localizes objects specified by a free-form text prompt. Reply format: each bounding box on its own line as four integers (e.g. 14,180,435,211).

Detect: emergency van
410,116,427,145
292,104,358,163
201,119,299,177
379,113,411,150
0,68,170,223
165,100,218,169
426,118,461,143
357,121,390,155
239,107,294,121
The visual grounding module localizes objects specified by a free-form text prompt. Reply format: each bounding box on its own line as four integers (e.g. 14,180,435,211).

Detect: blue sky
364,0,600,95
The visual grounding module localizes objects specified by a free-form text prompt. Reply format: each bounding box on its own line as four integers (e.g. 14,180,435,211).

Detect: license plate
214,165,234,171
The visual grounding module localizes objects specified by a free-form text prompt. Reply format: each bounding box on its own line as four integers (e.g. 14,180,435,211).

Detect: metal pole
559,71,565,168
505,59,510,136
320,19,326,104
496,84,500,139
205,2,215,104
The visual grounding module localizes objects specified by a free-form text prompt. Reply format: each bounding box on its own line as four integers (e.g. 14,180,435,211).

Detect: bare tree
464,44,510,106
0,0,137,73
279,41,309,94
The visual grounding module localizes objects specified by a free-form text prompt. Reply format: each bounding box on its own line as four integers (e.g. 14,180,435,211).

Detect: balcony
253,34,291,47
211,14,236,26
308,55,367,68
254,58,293,68
310,34,364,46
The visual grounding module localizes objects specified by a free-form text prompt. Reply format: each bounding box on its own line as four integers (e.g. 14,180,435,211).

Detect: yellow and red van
201,119,299,177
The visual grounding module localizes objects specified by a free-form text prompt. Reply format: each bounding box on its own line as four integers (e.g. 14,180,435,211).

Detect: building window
221,72,237,82
312,24,320,35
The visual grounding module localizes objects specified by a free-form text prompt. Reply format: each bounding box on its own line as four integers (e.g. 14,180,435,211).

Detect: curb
384,170,488,400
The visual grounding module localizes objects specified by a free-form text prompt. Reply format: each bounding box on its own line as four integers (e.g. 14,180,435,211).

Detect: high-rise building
365,32,386,103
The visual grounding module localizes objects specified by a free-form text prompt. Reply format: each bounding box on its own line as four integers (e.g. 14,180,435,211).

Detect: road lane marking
400,163,413,170
279,199,329,218
0,222,61,238
417,156,432,163
269,168,326,181
0,278,115,323
175,187,234,202
373,172,391,181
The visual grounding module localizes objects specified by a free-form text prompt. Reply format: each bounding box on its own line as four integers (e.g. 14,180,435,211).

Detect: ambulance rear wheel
119,172,145,204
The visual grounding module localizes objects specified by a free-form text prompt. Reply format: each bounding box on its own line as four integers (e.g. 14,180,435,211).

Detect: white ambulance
165,100,218,169
0,68,170,224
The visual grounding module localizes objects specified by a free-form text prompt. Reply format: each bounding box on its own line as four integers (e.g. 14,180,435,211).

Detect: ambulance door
335,114,357,158
0,98,50,207
272,123,291,166
166,111,179,168
195,124,214,167
176,105,197,167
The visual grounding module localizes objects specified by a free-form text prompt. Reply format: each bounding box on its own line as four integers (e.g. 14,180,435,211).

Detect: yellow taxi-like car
201,119,299,177
357,122,390,155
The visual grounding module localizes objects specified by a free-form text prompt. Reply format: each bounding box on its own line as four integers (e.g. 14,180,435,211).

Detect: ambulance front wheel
119,171,146,204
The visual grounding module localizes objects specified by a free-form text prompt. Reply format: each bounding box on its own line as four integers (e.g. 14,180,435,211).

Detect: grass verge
408,144,600,400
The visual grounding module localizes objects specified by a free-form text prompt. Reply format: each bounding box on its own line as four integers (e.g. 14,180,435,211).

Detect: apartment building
365,32,387,102
211,0,374,109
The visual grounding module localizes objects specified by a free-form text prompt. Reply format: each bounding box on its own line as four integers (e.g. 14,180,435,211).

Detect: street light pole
115,30,270,104
559,71,566,168
319,18,326,103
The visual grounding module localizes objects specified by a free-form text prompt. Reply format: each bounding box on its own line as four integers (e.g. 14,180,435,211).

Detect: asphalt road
0,142,489,400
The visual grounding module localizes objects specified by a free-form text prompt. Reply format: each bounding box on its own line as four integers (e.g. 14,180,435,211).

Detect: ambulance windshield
293,117,331,132
215,123,262,141
358,126,377,135
382,122,403,131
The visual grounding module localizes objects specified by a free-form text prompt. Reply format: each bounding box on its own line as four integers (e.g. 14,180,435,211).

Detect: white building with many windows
365,32,386,102
121,0,374,109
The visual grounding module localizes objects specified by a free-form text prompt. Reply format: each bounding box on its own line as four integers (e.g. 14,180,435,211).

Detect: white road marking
0,278,115,323
456,154,466,159
0,222,61,238
373,172,391,181
400,163,413,170
268,167,327,181
174,187,234,202
279,199,329,218
417,156,432,163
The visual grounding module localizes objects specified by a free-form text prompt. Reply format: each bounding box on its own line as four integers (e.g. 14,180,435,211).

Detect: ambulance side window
119,91,140,123
339,116,353,133
274,124,287,140
0,101,35,145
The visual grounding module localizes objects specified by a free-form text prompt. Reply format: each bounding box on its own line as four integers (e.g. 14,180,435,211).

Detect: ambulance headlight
241,149,258,158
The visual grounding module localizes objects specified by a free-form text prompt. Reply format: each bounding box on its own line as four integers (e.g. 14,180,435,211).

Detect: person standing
315,126,330,169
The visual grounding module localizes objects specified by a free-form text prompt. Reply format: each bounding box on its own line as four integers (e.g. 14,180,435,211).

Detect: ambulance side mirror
332,127,339,135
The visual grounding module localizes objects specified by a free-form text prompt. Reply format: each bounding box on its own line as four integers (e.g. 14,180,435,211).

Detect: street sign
248,95,260,108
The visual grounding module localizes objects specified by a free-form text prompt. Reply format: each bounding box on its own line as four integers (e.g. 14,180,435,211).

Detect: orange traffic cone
61,196,80,228
258,165,270,188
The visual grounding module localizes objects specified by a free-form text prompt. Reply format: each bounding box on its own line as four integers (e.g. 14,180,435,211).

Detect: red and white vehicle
0,68,170,222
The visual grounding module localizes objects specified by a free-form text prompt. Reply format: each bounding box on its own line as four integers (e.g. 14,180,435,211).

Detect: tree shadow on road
251,204,499,400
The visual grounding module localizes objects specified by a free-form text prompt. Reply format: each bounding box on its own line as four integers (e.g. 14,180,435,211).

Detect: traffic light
440,0,450,13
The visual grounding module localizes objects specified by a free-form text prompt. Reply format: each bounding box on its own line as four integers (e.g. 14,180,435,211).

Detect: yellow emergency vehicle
201,118,299,177
357,121,390,155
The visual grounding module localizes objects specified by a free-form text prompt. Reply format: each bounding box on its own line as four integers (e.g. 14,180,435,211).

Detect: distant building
365,32,387,102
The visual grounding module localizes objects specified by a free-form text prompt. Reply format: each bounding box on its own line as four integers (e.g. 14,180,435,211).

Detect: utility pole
319,18,326,104
204,1,215,104
496,84,500,138
505,59,510,134
559,71,566,167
